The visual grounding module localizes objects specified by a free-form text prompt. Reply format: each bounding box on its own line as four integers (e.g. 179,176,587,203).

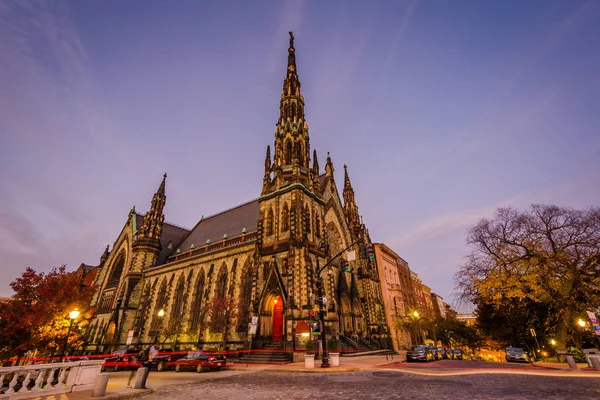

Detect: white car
505,347,528,362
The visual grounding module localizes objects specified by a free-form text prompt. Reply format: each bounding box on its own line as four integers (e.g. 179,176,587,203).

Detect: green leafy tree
421,317,482,350
456,205,600,349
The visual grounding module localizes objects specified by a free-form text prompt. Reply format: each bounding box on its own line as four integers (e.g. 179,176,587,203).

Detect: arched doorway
272,296,283,341
260,293,285,340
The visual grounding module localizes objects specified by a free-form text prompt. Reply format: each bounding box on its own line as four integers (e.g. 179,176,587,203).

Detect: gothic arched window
238,269,253,331
133,284,151,335
171,275,185,319
190,272,205,331
107,252,126,287
216,264,228,299
285,141,292,165
281,203,290,232
315,212,321,238
266,208,274,236
303,204,311,234
151,279,168,329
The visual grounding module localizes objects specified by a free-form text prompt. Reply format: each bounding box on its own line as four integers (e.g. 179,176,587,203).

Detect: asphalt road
109,362,600,400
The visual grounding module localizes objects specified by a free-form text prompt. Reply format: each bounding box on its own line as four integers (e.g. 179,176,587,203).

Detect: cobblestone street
141,370,600,400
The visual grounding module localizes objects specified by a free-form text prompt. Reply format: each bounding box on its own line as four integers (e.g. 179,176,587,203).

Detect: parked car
168,350,226,372
443,348,454,360
453,349,464,360
406,346,434,362
427,346,441,360
505,347,528,363
151,349,188,371
436,347,447,359
102,349,142,371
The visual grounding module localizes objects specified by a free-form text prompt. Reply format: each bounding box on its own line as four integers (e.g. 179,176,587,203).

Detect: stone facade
85,33,384,353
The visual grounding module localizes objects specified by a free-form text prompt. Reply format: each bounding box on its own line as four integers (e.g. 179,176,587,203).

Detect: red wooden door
272,297,283,341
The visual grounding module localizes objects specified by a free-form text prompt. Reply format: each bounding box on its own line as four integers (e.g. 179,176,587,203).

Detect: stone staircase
237,341,292,364
339,335,395,357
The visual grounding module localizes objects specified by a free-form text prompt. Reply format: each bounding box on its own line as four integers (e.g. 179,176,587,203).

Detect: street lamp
312,232,367,368
315,237,331,368
412,311,422,345
154,309,165,344
60,308,80,362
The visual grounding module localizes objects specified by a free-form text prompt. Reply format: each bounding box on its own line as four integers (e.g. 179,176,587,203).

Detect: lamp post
60,308,80,362
412,311,421,345
315,238,330,368
154,309,165,344
313,232,367,368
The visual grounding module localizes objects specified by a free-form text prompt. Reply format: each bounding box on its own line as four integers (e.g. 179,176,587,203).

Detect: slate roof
172,199,260,255
318,174,329,195
135,214,190,265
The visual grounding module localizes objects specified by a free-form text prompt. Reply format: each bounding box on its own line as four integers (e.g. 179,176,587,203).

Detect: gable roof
318,173,329,195
170,199,260,255
135,214,190,265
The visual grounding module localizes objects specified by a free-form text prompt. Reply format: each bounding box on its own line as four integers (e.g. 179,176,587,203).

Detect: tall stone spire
137,173,166,241
262,145,271,194
271,32,310,182
342,165,361,236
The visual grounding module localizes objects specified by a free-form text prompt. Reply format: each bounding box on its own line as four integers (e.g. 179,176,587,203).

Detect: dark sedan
406,346,434,362
151,350,188,371
168,350,226,372
102,349,142,371
453,349,464,360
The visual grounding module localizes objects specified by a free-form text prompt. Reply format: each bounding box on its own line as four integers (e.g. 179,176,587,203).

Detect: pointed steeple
325,152,334,178
99,245,110,267
264,145,271,174
156,173,166,199
343,164,353,192
312,149,321,192
342,165,360,236
270,32,310,181
282,31,302,102
262,145,271,195
136,174,167,241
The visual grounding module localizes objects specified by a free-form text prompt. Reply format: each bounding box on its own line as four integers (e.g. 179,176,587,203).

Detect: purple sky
1,1,599,309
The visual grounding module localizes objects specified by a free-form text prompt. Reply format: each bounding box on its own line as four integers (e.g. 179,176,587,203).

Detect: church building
86,33,385,356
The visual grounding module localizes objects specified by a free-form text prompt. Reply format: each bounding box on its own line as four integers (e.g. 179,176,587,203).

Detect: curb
94,389,154,400
268,367,361,373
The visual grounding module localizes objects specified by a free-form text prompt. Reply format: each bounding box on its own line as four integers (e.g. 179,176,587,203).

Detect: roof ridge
135,212,190,232
199,198,259,222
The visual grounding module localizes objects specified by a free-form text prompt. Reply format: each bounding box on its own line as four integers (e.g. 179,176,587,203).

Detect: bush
328,338,338,352
305,339,313,354
568,348,587,363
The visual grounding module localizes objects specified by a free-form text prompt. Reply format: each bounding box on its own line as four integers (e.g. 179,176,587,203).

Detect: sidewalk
30,387,152,400
228,354,401,373
532,361,600,371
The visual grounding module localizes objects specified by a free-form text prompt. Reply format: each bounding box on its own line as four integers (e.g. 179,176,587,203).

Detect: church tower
117,174,167,343
257,32,327,342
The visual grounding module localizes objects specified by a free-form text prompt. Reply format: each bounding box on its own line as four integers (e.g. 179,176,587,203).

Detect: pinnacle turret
270,32,311,182
342,165,360,236
136,174,167,241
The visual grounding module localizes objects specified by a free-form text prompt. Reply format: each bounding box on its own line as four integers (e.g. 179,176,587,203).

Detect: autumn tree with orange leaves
456,205,600,350
0,266,95,361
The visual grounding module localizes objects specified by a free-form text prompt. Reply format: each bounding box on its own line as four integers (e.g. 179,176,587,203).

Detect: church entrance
272,296,283,341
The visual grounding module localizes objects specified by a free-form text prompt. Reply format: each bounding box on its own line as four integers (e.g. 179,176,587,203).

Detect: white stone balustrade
0,359,104,400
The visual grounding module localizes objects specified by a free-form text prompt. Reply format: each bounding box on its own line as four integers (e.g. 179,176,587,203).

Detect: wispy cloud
263,0,306,74
387,203,500,248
